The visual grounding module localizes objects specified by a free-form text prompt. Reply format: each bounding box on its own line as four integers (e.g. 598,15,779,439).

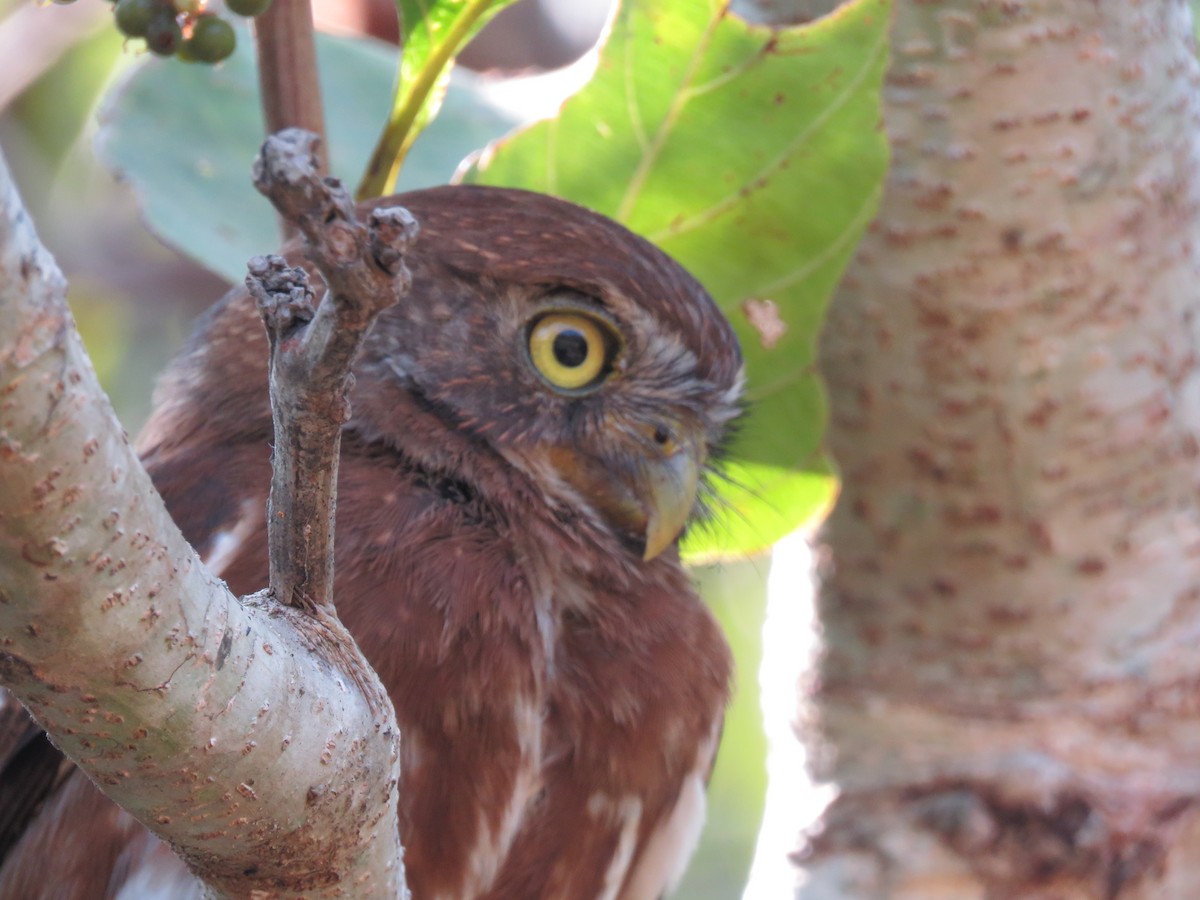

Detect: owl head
348,185,745,562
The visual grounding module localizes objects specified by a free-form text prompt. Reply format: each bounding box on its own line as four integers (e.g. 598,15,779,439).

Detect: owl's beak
640,445,701,561
549,424,703,561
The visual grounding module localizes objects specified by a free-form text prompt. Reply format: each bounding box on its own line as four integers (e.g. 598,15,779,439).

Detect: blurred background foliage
0,1,877,896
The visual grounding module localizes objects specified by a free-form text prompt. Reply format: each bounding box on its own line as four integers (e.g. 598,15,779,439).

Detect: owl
0,185,743,899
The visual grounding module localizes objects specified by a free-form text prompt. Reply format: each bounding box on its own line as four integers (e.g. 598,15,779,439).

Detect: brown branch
254,0,329,238
247,128,418,612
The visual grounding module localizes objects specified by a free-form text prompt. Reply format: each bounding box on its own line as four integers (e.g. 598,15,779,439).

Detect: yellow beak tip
642,526,675,562
639,455,699,562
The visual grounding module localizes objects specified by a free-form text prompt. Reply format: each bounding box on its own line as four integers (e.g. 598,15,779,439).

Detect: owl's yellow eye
527,312,616,391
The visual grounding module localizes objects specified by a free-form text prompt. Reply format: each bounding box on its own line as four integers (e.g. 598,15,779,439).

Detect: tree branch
0,140,405,897
254,0,328,235
248,127,417,613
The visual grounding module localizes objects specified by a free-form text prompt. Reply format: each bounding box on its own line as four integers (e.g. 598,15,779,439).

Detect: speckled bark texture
805,1,1200,897
0,147,405,897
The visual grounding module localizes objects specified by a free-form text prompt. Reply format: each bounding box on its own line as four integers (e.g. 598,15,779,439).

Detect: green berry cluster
106,0,273,63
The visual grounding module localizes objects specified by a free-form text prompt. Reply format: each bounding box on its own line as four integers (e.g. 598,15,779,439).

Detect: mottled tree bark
804,0,1200,896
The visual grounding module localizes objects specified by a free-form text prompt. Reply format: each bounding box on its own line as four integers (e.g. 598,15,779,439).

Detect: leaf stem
356,0,495,200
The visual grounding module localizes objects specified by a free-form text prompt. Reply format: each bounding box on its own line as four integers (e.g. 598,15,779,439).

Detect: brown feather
0,699,70,866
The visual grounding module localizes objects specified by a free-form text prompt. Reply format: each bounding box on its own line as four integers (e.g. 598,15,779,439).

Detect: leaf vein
646,19,887,243
623,9,649,152
751,184,880,302
616,0,731,222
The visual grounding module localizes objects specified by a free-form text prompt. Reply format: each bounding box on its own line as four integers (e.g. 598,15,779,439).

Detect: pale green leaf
96,28,520,283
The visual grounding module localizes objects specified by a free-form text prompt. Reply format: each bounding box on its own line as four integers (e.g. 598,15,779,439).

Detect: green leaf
469,0,891,558
96,28,521,283
357,0,521,198
684,556,770,898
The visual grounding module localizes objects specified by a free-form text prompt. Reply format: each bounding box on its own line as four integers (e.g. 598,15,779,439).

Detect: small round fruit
114,0,157,37
225,0,271,17
182,15,235,63
172,0,204,14
144,9,183,55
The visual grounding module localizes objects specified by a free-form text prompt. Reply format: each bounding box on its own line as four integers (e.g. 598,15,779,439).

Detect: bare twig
247,128,418,612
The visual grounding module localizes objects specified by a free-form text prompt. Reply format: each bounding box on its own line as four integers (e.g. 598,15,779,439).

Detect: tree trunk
802,0,1200,896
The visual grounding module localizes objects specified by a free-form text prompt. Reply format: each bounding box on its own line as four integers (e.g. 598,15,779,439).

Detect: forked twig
245,128,419,612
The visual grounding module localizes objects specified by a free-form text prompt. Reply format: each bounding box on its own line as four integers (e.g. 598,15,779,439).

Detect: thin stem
356,0,494,200
254,0,329,237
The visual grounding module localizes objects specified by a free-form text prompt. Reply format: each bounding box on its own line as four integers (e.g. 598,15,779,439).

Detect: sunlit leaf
357,0,520,198
96,28,521,283
469,0,890,558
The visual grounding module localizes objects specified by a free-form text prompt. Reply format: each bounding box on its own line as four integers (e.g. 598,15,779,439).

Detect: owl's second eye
527,312,618,392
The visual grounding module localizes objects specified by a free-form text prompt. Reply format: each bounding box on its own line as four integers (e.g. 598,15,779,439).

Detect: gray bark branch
0,139,406,898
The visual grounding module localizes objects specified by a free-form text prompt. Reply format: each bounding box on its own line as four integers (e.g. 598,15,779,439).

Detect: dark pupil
552,330,590,368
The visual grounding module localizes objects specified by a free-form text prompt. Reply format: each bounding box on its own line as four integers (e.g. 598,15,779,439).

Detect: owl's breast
473,547,731,900
163,425,730,900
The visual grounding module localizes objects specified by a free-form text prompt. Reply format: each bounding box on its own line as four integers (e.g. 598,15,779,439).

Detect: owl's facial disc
520,303,701,559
